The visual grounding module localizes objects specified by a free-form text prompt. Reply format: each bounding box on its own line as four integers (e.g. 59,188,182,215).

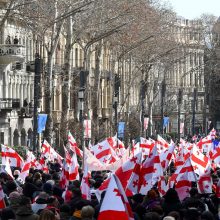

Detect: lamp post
192,87,197,135
178,88,183,140
33,53,41,154
78,88,85,167
161,80,166,134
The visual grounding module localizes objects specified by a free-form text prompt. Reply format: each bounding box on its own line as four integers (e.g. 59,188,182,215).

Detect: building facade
151,17,206,136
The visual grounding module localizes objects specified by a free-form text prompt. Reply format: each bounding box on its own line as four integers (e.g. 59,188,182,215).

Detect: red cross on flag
18,161,31,183
1,144,24,167
68,131,83,158
83,119,91,139
81,163,91,200
98,174,133,220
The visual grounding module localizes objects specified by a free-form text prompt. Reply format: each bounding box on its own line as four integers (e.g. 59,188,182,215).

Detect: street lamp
78,88,85,167
178,88,183,140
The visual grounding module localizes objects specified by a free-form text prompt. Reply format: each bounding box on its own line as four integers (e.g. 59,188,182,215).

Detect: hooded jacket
15,205,39,220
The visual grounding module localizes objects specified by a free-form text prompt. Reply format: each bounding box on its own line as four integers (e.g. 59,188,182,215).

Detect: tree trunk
91,42,102,142
60,15,72,151
44,54,54,144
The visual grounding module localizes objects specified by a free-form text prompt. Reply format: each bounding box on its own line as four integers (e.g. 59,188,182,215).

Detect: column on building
8,75,12,98
3,71,8,98
20,77,24,107
13,77,16,98
0,74,3,99
16,75,20,99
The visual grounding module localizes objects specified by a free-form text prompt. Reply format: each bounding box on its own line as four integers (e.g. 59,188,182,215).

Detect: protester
15,196,39,220
162,189,183,216
81,205,95,220
39,209,59,220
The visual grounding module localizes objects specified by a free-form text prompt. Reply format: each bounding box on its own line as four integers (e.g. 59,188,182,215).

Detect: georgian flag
175,171,192,201
98,174,133,220
125,152,142,195
18,161,31,183
81,163,91,200
91,139,119,164
69,152,79,181
156,135,169,153
1,144,24,167
98,152,141,196
160,142,175,170
190,145,211,177
68,131,83,158
197,135,212,153
0,184,6,209
139,145,163,195
41,140,63,163
60,160,69,189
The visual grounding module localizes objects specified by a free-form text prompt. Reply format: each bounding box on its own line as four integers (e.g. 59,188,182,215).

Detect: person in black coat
162,188,183,216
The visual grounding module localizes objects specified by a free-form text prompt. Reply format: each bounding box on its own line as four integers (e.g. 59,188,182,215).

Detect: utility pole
192,87,197,135
114,74,120,134
178,88,182,140
33,53,41,154
78,70,88,169
140,80,146,136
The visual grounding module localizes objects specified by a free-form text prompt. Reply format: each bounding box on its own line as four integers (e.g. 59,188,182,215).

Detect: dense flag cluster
1,129,220,217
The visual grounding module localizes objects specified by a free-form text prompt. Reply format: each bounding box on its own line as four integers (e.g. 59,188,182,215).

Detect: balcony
52,110,62,124
0,98,20,111
0,44,25,65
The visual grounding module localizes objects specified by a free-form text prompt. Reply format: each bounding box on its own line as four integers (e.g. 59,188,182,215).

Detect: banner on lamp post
83,119,91,139
144,117,149,131
118,122,125,139
180,122,184,134
37,114,48,133
163,116,169,128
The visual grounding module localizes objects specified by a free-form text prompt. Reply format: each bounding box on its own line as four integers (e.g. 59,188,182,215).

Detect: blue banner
37,114,48,133
118,122,125,139
163,116,169,128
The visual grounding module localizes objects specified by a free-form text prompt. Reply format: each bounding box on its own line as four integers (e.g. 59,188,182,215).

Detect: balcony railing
0,44,25,65
0,98,20,110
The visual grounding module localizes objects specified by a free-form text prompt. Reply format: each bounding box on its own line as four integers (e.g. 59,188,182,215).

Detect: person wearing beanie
15,196,39,220
81,205,95,220
43,182,53,195
60,204,71,220
163,217,175,220
8,191,21,213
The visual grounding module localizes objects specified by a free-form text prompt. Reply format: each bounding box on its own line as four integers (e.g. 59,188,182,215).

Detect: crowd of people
0,158,219,220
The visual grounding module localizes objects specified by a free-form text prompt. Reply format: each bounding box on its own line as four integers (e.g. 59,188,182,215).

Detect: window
190,32,193,40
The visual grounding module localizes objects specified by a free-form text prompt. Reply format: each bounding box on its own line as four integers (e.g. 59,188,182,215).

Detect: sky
168,0,220,19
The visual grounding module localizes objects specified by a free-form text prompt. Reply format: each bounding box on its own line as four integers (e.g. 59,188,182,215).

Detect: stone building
205,17,220,130
151,17,206,136
0,0,35,146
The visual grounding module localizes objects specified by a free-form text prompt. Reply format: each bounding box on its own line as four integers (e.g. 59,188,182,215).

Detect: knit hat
9,191,21,200
163,217,175,220
43,183,53,194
